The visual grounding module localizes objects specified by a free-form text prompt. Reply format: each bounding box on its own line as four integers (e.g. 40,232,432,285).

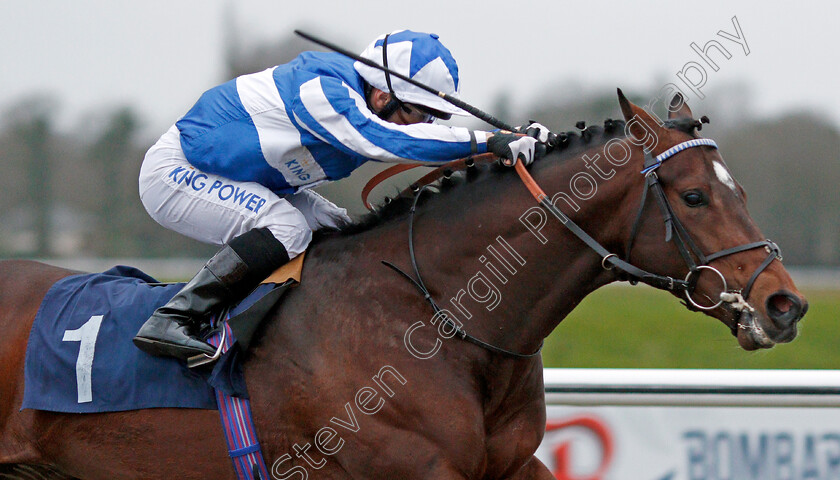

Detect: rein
513,139,782,312
376,136,784,357
382,185,543,359
361,154,497,211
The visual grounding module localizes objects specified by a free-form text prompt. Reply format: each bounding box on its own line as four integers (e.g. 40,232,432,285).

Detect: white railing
543,368,840,407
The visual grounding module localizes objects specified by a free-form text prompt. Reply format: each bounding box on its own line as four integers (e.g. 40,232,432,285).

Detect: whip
294,30,516,131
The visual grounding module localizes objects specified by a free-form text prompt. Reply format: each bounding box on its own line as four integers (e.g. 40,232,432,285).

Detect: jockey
133,30,542,361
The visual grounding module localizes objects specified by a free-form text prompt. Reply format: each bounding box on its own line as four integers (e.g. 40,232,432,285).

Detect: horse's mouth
735,310,774,350
734,309,797,351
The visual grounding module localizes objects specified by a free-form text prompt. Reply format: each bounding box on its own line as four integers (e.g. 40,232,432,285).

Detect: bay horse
0,91,807,479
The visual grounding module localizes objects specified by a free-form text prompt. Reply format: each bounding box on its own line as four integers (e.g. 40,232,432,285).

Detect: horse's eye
682,190,708,207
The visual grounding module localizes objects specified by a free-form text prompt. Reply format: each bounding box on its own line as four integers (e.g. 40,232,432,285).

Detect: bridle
515,137,783,313
381,135,783,358
295,30,785,355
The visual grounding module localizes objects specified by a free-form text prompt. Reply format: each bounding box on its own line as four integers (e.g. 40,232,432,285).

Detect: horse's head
615,90,807,350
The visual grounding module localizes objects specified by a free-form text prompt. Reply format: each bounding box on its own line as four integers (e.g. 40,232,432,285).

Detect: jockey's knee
266,225,311,260
259,205,312,259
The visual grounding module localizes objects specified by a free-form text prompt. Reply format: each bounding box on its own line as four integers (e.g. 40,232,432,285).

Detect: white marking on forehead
713,161,738,193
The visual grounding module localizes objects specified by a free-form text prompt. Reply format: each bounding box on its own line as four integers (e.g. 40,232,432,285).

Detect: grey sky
2,0,838,138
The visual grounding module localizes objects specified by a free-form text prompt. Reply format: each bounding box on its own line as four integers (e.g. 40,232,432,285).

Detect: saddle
262,251,305,285
210,252,306,358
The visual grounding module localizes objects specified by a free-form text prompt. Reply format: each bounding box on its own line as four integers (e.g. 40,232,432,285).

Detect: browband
640,139,718,175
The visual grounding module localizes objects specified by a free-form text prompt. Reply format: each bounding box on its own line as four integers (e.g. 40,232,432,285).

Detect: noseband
517,138,782,312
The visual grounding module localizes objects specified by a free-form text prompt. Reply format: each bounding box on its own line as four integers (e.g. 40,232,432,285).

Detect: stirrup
187,326,227,369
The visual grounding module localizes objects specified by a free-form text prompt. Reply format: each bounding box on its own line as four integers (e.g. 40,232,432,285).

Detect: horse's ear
617,88,660,125
617,88,635,122
668,93,693,120
617,88,665,141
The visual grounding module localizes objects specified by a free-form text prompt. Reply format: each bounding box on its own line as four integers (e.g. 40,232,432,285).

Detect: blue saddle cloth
22,265,263,413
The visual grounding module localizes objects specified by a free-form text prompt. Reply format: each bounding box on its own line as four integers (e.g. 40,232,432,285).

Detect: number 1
62,315,103,403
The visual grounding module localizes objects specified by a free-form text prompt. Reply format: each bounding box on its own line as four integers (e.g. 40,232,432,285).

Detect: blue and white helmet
355,30,468,118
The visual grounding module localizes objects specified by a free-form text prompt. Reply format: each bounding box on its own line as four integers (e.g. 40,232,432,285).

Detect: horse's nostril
766,291,802,330
771,294,793,314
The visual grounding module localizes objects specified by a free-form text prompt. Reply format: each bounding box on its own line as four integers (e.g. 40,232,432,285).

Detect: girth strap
206,323,269,480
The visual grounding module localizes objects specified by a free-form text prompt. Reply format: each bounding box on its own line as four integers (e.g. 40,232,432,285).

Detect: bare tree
2,97,57,256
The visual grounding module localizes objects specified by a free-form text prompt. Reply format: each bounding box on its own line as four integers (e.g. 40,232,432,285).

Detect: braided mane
324,115,708,237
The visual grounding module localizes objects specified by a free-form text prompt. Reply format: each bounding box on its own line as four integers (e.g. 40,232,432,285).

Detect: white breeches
138,125,350,258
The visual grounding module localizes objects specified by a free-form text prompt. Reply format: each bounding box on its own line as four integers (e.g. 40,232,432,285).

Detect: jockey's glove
488,132,539,167
516,121,552,144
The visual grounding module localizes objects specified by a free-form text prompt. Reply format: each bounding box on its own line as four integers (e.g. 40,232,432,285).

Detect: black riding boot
133,227,290,360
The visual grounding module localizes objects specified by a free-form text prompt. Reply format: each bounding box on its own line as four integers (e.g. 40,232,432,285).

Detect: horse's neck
389,143,642,356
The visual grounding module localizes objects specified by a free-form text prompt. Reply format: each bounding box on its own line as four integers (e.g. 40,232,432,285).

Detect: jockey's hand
515,121,552,144
488,132,538,167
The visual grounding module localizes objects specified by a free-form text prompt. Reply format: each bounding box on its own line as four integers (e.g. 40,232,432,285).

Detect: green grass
541,285,840,369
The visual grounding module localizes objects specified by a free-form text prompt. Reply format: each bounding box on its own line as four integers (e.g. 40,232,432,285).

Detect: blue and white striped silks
355,30,466,117
176,52,487,196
